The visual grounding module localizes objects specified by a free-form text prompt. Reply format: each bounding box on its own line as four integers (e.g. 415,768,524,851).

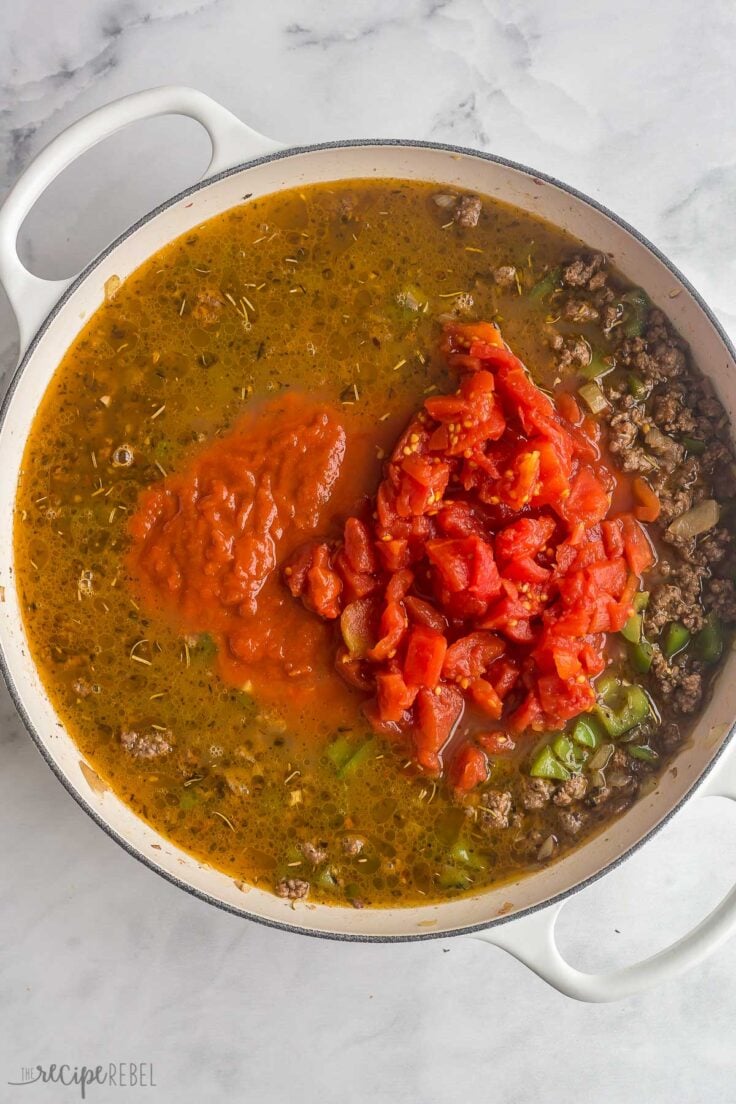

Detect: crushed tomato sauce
128,393,370,716
284,322,655,791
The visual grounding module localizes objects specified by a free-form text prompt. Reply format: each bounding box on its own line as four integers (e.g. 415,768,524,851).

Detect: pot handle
0,85,283,355
473,744,736,1001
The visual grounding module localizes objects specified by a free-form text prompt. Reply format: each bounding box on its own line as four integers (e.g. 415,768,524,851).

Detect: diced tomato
449,743,489,794
557,392,581,425
368,600,408,661
362,698,405,737
572,538,607,570
500,448,541,510
502,556,551,585
633,476,661,523
306,544,343,619
495,516,556,562
470,536,502,599
480,594,538,643
376,670,417,723
436,500,485,537
424,394,468,421
551,640,583,680
537,673,595,724
426,538,471,592
442,631,505,682
469,677,504,719
495,358,556,420
441,320,505,356
426,536,501,599
376,538,411,572
334,548,378,601
283,541,320,598
620,513,655,575
386,569,414,604
588,593,615,634
414,685,464,773
607,573,639,632
396,457,450,516
563,467,610,527
601,518,624,559
488,658,520,699
508,690,545,733
579,641,606,676
586,556,628,599
551,606,592,637
476,731,516,755
343,517,378,575
403,625,447,689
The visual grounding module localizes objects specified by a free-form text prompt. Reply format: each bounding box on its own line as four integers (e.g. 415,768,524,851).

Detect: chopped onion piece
588,742,614,771
536,834,557,861
608,769,632,789
589,769,606,790
432,194,457,208
666,499,720,540
578,381,609,414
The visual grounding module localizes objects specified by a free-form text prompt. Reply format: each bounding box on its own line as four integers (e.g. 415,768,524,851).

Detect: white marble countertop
2,1,736,1100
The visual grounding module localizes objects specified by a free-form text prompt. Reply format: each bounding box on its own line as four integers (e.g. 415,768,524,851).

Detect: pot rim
2,136,735,942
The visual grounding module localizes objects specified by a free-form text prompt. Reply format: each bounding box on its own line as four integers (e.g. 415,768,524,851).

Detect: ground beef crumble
551,251,736,718
478,789,513,830
120,728,173,759
276,878,310,900
453,195,482,227
520,777,554,810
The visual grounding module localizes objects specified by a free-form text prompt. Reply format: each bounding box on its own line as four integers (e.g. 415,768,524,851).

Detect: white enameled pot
1,86,736,1002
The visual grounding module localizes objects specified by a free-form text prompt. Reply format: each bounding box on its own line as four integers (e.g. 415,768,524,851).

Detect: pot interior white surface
1,142,735,939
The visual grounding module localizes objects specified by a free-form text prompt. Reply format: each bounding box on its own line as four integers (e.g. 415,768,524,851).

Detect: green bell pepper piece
694,613,724,664
326,734,356,773
594,683,650,738
449,839,489,870
437,865,473,889
551,734,586,772
571,717,602,749
621,612,642,644
628,373,648,399
529,745,570,781
340,738,377,778
629,745,659,763
662,621,690,659
629,640,654,674
621,288,650,337
580,351,613,380
682,436,706,456
529,266,561,302
634,591,650,612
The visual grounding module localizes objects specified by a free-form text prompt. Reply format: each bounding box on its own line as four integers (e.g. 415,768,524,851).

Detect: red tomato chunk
284,322,655,788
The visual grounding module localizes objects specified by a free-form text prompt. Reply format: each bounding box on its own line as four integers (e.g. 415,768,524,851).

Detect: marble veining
1,1,736,1100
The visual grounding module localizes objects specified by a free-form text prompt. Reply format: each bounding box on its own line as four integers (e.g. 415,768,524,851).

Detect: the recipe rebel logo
8,1062,156,1098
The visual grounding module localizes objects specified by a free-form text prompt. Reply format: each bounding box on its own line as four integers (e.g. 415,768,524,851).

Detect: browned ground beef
300,841,327,865
479,789,513,830
550,332,591,369
454,195,482,227
493,265,517,288
549,251,736,722
561,252,605,288
276,878,310,900
552,774,587,806
520,777,554,809
120,728,173,758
